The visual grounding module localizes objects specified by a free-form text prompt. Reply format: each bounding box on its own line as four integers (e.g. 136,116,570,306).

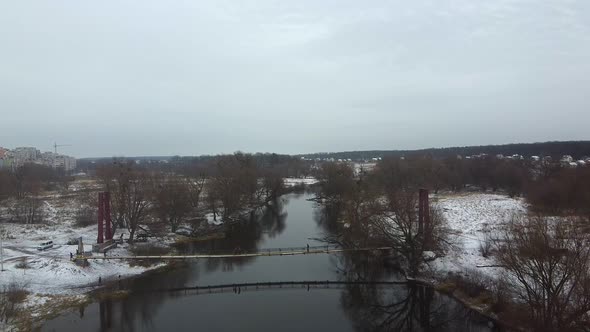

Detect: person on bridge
307,244,310,253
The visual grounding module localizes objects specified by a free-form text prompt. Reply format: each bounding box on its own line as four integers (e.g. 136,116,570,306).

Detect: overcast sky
1,1,589,158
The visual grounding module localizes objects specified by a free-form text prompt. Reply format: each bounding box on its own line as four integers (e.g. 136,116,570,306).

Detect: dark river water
42,193,496,332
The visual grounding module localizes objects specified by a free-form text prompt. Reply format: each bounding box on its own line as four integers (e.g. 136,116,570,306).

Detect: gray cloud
1,0,589,157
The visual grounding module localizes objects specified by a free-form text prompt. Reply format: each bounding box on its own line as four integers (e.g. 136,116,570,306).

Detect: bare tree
0,170,16,200
97,161,153,243
96,160,129,233
187,174,206,209
496,215,590,331
206,153,262,221
123,173,152,243
372,190,447,276
9,169,44,224
152,176,192,232
314,162,355,204
9,195,44,224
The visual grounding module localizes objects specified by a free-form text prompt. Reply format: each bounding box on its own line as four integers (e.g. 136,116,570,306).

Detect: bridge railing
85,245,393,260
184,244,341,256
148,280,409,294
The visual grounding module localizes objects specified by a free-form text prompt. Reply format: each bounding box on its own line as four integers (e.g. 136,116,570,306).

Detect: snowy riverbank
0,198,166,330
427,192,527,280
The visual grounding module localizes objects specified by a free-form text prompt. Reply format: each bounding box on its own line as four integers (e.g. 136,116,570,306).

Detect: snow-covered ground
0,178,313,328
427,192,527,280
0,189,528,328
283,177,318,187
0,195,165,327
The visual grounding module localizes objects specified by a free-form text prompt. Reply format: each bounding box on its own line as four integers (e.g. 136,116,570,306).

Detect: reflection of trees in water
177,197,288,273
341,283,492,332
313,200,380,249
86,199,289,330
317,204,494,332
85,266,193,332
329,249,396,283
313,201,345,237
258,197,288,238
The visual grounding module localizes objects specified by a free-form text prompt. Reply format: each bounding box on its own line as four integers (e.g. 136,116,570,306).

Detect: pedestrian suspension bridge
86,245,394,260
147,280,412,296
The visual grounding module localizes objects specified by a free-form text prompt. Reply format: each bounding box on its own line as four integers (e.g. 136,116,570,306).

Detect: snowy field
427,192,528,280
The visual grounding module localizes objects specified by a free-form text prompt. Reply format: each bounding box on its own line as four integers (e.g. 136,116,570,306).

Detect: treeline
95,152,291,242
301,140,590,160
0,164,71,223
527,167,590,219
78,152,313,178
360,155,530,197
365,155,590,217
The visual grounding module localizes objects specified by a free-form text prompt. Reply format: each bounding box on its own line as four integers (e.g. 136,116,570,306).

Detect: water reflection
60,281,493,332
341,282,493,332
42,194,495,332
176,196,288,272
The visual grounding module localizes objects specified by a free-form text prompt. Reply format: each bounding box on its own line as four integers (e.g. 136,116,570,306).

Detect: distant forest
78,141,590,165
298,141,590,160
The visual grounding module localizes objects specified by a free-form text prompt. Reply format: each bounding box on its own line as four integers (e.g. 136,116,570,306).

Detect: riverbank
0,195,172,331
421,192,529,331
1,261,178,331
2,190,526,331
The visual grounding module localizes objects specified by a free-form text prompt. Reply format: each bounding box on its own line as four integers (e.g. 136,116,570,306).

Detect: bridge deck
149,280,410,295
84,246,393,260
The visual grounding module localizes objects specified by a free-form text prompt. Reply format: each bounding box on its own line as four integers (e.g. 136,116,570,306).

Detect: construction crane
54,142,71,154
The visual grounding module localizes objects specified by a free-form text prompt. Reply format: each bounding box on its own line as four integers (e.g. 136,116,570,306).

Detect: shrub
479,235,492,258
0,282,29,324
451,269,489,298
15,258,30,269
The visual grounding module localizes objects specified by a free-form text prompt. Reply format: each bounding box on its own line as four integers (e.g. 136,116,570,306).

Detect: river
42,192,497,331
